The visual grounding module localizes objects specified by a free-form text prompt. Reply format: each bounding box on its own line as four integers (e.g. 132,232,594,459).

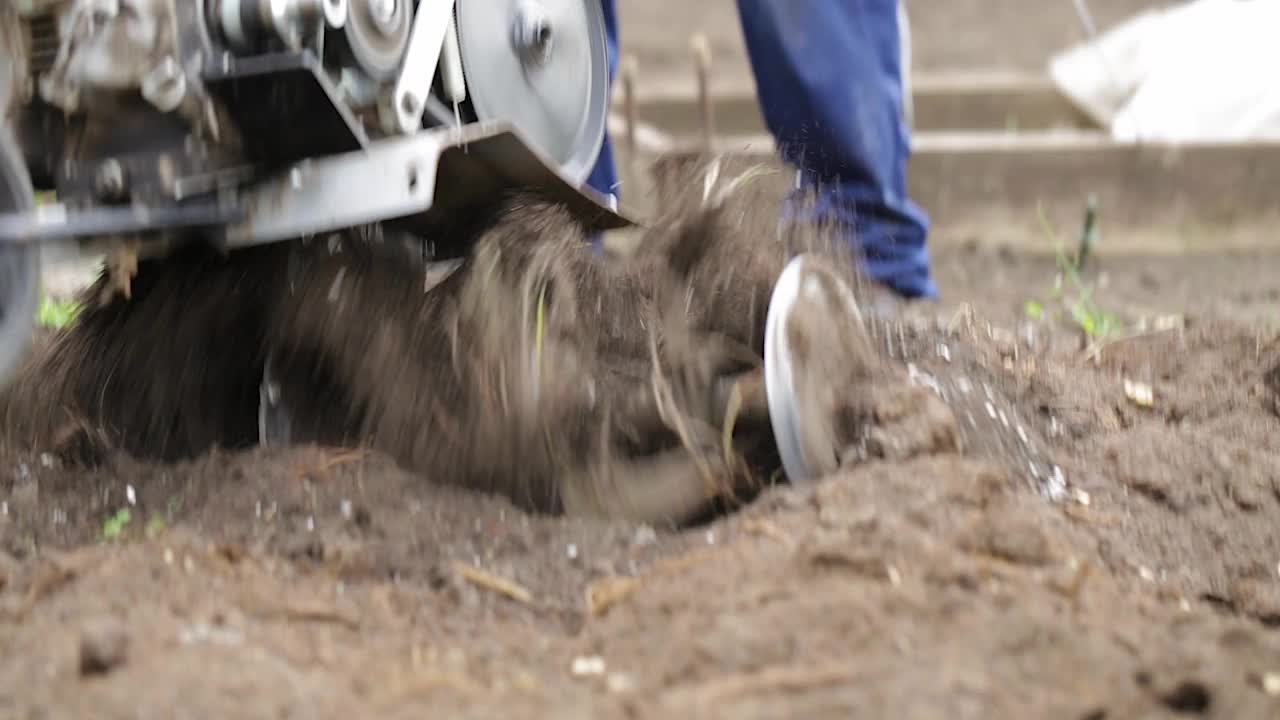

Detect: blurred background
615,0,1162,83
606,0,1279,264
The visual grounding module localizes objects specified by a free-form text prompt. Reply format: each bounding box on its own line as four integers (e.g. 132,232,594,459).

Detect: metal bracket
391,0,458,134
0,124,639,249
0,199,242,247
224,121,634,247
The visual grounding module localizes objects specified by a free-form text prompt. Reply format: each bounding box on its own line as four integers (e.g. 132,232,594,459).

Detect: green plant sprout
101,508,132,541
1024,202,1120,342
38,297,81,329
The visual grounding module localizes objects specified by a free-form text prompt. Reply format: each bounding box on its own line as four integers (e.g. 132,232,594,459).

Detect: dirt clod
1160,681,1212,714
961,513,1055,567
79,619,128,676
865,385,962,462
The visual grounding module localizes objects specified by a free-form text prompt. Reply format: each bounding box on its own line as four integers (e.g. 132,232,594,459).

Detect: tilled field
5,2,1280,715
1,185,1280,718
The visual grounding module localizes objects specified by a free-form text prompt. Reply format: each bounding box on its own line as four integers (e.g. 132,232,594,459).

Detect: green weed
1023,203,1121,342
102,508,132,541
38,297,81,329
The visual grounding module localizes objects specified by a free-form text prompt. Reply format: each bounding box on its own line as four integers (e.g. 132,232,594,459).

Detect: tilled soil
4,3,1275,717
1,225,1280,718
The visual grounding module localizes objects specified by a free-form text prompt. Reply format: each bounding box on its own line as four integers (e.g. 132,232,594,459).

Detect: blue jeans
588,0,935,299
584,0,620,202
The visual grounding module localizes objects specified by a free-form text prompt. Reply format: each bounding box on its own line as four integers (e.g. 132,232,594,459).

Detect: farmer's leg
585,0,620,202
735,0,935,299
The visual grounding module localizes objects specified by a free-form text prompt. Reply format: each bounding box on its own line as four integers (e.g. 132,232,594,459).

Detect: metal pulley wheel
339,0,413,81
0,127,39,391
455,0,609,186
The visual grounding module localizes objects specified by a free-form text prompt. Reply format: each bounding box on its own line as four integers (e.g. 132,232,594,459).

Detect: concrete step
611,71,1098,139
611,130,1280,253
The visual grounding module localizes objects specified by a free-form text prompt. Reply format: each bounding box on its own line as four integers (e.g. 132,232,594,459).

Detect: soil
4,2,1280,718
2,174,1280,719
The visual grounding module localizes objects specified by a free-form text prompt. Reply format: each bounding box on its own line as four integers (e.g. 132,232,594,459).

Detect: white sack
1050,0,1280,142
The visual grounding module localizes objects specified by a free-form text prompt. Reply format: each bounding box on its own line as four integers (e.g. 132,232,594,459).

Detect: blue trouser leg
585,0,620,202
584,0,619,251
736,0,935,298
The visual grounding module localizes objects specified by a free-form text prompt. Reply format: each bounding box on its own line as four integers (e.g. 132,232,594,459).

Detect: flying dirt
0,0,625,391
0,161,939,527
0,1,960,526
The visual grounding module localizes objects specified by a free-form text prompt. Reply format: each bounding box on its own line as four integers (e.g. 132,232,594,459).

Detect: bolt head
96,159,126,199
369,0,399,34
513,2,554,65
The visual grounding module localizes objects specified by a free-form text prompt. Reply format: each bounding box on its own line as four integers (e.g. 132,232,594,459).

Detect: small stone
1263,672,1280,696
571,656,606,677
887,565,902,587
606,672,635,693
178,622,244,648
806,538,898,582
79,620,129,676
1232,483,1262,512
631,525,657,547
513,670,539,691
1139,566,1156,582
1123,378,1154,408
1212,450,1234,472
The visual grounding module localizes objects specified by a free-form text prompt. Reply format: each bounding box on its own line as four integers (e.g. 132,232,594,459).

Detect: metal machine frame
0,0,631,259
